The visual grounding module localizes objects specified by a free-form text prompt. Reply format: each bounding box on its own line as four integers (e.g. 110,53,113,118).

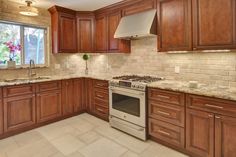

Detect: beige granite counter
148,80,236,102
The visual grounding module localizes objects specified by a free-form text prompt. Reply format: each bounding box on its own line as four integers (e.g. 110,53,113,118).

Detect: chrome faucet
28,59,36,78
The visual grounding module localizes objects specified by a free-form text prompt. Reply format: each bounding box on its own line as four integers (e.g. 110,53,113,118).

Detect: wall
1,0,236,87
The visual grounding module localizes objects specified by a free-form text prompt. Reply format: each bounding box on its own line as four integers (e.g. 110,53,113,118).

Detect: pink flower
4,41,21,53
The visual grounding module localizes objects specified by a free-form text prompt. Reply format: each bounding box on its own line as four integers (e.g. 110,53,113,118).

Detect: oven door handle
110,89,145,96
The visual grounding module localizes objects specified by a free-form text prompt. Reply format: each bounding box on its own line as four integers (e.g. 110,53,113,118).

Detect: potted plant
4,41,21,68
82,53,90,75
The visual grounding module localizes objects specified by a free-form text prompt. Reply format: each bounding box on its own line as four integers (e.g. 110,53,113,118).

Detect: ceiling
10,0,124,11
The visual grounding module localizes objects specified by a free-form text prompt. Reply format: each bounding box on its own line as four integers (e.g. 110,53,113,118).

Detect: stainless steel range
109,75,163,140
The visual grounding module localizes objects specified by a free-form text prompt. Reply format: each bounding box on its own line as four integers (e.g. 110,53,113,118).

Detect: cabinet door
84,78,94,113
95,15,108,52
186,109,214,157
215,115,236,157
37,90,62,123
4,94,36,132
62,80,74,116
0,95,3,135
192,0,236,50
73,79,84,112
77,17,94,52
108,11,130,53
157,0,192,51
59,13,77,53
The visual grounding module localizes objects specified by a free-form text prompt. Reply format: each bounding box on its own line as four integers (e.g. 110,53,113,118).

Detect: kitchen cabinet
192,0,236,50
36,81,62,123
0,88,3,135
108,11,130,53
215,115,236,157
157,0,192,51
95,14,108,52
49,6,77,53
74,78,84,112
4,94,36,133
84,78,94,113
62,79,74,116
77,12,95,52
186,109,214,157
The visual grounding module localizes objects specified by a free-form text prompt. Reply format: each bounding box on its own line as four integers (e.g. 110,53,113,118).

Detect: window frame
0,20,49,68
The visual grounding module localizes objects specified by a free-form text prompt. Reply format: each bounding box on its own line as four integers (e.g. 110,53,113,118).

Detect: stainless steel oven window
112,93,140,117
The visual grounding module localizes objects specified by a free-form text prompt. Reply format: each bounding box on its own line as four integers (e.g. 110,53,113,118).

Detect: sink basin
2,76,51,83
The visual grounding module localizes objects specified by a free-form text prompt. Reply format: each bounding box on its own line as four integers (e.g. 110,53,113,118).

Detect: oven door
109,86,146,127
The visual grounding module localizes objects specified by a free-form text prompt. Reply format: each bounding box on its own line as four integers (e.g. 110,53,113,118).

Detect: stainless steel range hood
114,9,157,40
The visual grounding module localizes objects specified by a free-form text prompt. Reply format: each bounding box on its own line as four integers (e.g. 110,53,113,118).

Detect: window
0,21,47,67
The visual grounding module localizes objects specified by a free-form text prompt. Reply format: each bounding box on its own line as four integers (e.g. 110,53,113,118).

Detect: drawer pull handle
97,84,105,87
205,104,223,109
215,116,221,119
158,95,170,99
158,130,170,136
97,108,104,112
96,94,104,98
158,111,171,116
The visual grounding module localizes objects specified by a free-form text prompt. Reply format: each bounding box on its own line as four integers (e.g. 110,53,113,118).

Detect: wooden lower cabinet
74,78,84,112
215,115,236,157
3,94,36,133
0,90,3,135
186,109,214,157
36,90,62,123
62,79,74,116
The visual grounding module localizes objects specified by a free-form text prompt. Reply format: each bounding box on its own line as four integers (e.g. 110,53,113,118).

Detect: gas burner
112,75,163,83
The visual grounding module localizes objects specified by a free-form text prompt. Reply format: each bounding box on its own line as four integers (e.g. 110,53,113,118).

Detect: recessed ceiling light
19,0,39,16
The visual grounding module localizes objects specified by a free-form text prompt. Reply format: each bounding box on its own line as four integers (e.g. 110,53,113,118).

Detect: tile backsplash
1,0,236,87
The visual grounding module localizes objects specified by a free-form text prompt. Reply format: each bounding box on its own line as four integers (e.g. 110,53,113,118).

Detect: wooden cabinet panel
3,84,35,98
94,89,109,102
77,15,94,52
186,109,214,157
148,88,185,106
4,94,36,132
36,90,62,123
95,14,108,52
149,100,185,127
192,0,236,50
187,94,236,117
36,81,61,93
149,118,185,148
157,0,192,51
93,79,109,89
84,78,94,113
123,0,156,16
62,80,74,116
0,88,3,135
215,115,236,157
74,78,84,112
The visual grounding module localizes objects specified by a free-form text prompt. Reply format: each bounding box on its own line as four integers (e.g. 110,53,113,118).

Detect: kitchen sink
2,76,51,83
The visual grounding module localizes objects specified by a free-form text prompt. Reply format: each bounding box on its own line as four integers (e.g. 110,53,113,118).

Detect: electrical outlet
55,64,60,69
175,66,180,74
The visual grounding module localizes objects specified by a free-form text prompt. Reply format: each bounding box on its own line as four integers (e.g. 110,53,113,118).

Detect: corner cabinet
157,0,192,51
62,79,74,116
0,89,3,135
192,0,236,50
49,6,77,53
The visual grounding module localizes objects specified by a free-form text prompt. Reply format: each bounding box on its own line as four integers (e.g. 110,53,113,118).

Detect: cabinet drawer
148,88,185,106
94,98,109,108
94,89,108,101
187,94,236,117
149,118,185,148
36,81,61,92
94,105,109,119
149,100,185,127
3,84,35,98
93,79,108,89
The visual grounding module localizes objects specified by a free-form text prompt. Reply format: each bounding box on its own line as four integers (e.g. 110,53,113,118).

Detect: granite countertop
148,80,236,101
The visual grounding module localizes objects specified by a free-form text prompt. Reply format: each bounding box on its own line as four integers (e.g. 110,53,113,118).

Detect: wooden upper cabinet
215,115,236,157
95,14,108,52
157,0,192,52
49,6,77,53
62,80,74,116
192,0,236,50
77,12,95,52
108,11,130,53
123,0,157,16
186,109,214,157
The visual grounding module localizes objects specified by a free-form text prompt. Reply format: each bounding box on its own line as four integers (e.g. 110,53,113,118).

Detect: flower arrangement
4,41,21,61
82,54,90,75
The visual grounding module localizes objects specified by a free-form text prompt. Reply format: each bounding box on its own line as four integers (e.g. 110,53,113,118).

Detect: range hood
114,9,157,40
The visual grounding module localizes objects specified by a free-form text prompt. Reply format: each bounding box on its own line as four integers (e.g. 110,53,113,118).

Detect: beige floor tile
7,139,57,157
66,151,84,157
49,152,65,157
50,134,86,156
94,125,123,140
121,151,140,157
13,130,44,147
79,138,127,157
114,134,151,154
80,114,108,127
77,131,102,144
0,138,19,154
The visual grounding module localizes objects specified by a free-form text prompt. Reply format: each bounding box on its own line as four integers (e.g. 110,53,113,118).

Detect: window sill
0,65,49,70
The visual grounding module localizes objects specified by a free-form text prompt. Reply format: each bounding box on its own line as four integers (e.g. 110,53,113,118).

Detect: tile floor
0,114,189,157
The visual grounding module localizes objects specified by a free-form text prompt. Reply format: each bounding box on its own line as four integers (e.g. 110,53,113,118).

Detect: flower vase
85,61,89,75
7,60,16,69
